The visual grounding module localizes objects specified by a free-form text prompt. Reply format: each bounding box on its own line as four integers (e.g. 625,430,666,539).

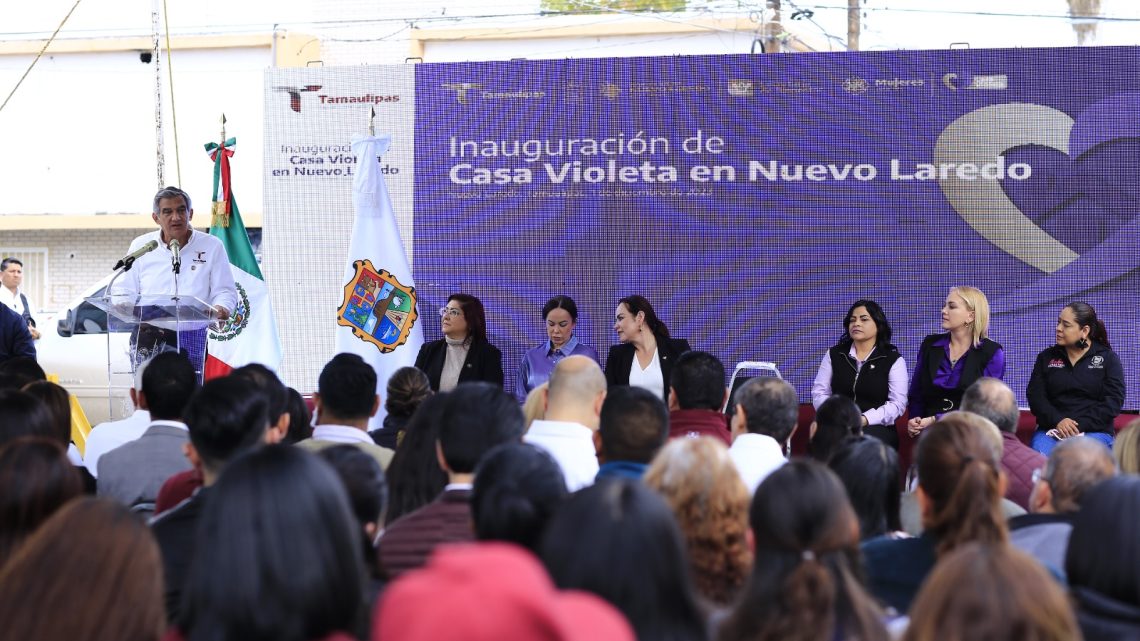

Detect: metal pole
152,0,164,188
847,0,861,51
765,0,782,53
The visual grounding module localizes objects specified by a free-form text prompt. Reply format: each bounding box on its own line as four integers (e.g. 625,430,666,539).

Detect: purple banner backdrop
412,47,1140,409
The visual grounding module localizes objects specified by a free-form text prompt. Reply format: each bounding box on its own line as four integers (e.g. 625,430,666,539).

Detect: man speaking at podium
110,186,236,371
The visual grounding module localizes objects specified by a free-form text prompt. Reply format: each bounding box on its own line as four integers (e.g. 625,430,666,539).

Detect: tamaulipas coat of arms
336,259,418,353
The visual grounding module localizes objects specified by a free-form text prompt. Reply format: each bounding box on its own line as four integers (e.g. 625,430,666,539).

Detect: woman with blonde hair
907,286,1004,437
904,543,1080,641
863,412,1009,613
644,437,751,607
1113,418,1140,474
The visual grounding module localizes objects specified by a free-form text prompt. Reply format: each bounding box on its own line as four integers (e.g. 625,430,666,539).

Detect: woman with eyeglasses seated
514,295,600,403
604,295,690,401
415,293,504,392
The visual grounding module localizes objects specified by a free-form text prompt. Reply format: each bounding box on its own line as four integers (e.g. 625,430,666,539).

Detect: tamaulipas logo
337,259,418,353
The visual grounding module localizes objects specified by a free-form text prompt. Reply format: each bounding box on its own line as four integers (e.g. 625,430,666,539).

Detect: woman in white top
603,295,691,401
811,299,908,449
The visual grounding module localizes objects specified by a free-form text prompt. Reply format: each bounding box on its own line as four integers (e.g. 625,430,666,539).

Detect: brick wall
1,228,149,312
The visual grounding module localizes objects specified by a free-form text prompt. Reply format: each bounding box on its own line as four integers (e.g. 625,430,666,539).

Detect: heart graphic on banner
935,103,1080,274
936,94,1140,309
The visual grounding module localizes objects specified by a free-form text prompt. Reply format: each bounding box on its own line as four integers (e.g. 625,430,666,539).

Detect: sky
2,0,1138,51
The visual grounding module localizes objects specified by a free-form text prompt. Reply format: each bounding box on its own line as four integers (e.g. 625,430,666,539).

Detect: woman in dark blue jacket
1027,302,1125,455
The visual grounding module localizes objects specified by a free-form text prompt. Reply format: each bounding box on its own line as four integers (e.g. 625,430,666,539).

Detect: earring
1077,337,1089,349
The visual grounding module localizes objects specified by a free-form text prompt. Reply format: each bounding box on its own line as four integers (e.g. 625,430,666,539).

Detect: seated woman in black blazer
415,293,504,391
604,295,690,401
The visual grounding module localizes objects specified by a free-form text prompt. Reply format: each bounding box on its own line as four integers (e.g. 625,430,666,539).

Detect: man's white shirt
83,409,151,477
109,229,237,315
728,432,787,495
524,419,599,492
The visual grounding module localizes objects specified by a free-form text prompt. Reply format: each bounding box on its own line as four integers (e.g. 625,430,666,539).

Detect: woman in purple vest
514,296,599,402
906,286,1005,438
811,300,908,449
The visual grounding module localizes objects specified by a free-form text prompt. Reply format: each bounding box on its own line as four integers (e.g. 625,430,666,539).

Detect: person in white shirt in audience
83,358,152,478
297,353,394,470
524,355,607,491
728,377,796,494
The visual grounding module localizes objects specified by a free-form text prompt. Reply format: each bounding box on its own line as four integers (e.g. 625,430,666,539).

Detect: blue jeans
1031,429,1114,456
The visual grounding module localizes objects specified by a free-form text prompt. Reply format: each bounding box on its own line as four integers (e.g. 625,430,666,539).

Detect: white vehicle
37,275,133,425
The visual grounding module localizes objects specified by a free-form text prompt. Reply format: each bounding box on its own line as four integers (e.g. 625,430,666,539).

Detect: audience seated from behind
718,460,889,641
808,394,863,463
373,542,634,641
471,442,568,553
1113,418,1140,475
960,377,1045,510
0,388,54,447
903,543,1080,641
298,353,395,469
173,445,364,641
0,356,46,389
153,363,291,515
727,377,797,494
318,445,389,640
283,386,313,444
96,351,198,516
150,375,273,623
1065,475,1140,641
1008,436,1115,577
541,478,708,641
378,382,523,579
644,437,751,609
522,382,548,429
828,436,904,541
897,413,1027,536
523,355,607,491
0,497,165,641
0,437,82,568
17,381,92,489
369,366,432,450
383,393,449,524
862,412,1009,614
83,359,151,478
667,351,732,446
595,386,669,482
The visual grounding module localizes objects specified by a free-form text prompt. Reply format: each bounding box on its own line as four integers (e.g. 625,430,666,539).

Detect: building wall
0,228,148,313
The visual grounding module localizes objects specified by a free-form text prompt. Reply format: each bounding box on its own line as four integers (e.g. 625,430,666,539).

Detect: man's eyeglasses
439,307,463,318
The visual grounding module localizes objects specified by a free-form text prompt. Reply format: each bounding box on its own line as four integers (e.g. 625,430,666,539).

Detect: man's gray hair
960,377,1019,434
153,186,192,214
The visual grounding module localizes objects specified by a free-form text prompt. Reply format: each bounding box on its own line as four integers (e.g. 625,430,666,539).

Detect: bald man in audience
523,355,607,491
961,377,1045,510
1008,436,1116,576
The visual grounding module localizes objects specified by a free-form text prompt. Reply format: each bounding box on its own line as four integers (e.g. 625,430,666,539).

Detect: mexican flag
203,136,283,379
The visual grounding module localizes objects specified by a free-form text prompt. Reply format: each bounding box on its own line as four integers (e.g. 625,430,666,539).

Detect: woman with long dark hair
1066,475,1140,640
605,295,691,401
812,299,907,449
514,295,599,402
1027,302,1126,455
541,479,708,641
862,412,1009,613
718,460,888,641
384,394,449,524
415,293,503,391
175,446,365,641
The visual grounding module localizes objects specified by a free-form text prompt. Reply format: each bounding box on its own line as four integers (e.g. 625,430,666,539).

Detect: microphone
169,239,181,274
113,240,159,270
